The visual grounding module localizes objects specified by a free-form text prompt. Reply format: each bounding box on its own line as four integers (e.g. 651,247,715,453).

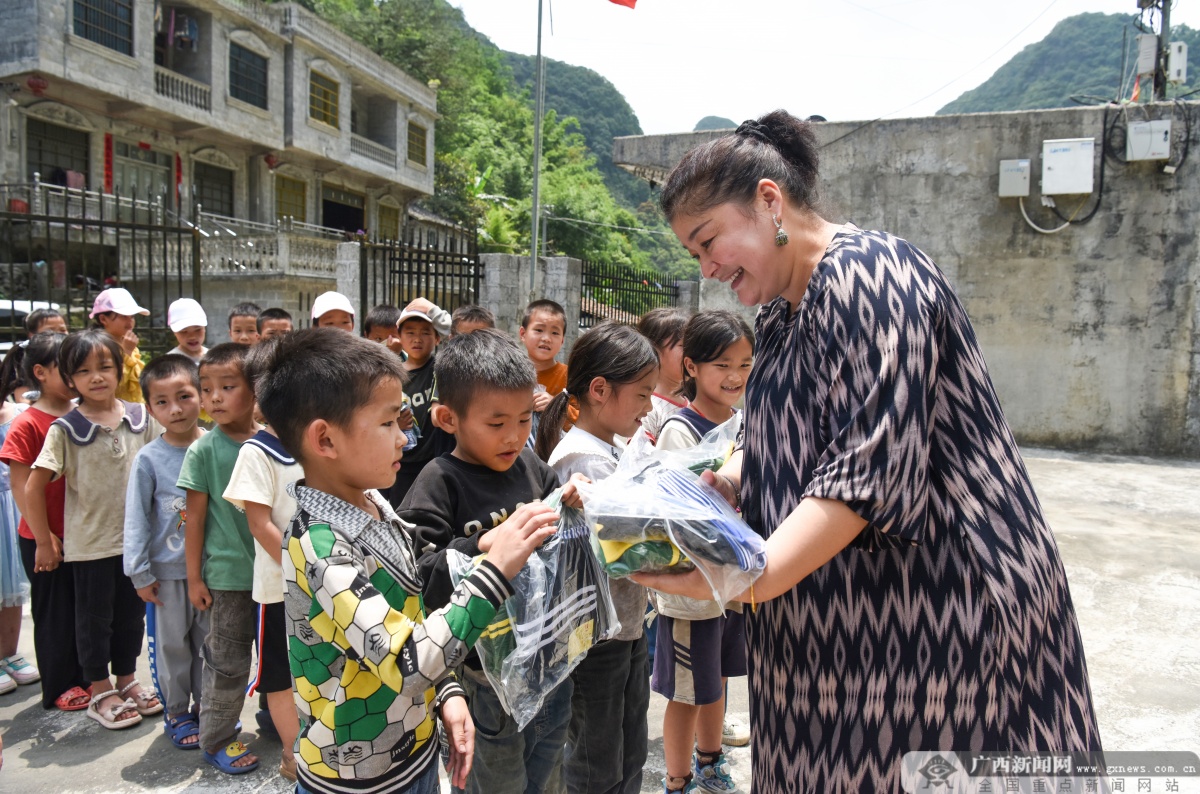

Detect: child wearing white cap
90,288,149,404
310,291,355,332
166,299,209,365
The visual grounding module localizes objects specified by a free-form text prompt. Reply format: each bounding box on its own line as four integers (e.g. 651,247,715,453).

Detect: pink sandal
119,680,164,717
86,689,142,730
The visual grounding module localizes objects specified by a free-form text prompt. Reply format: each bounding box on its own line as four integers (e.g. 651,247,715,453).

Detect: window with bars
74,0,133,56
194,162,234,217
276,175,306,223
27,120,90,185
229,43,268,110
378,204,400,240
309,72,339,128
407,122,427,166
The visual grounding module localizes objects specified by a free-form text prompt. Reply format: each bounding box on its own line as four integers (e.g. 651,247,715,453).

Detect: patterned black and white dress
740,226,1101,792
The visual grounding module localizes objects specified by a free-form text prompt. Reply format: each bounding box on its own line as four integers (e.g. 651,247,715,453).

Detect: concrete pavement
0,447,1196,792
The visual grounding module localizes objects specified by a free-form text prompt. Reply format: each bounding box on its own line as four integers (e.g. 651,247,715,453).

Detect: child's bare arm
23,467,61,572
243,501,283,566
9,463,30,519
185,489,212,610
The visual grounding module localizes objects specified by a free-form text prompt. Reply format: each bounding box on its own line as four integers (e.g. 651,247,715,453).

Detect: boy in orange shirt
519,300,577,432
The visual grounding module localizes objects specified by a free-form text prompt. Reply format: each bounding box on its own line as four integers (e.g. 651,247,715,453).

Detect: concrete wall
479,254,583,358
614,104,1200,458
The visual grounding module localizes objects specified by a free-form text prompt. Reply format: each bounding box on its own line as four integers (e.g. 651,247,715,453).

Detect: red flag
609,0,636,7
1130,77,1141,103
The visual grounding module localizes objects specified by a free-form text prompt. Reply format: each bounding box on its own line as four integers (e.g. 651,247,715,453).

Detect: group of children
0,284,759,794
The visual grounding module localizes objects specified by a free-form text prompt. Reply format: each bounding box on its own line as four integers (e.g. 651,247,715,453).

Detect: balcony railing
155,67,211,112
351,134,397,168
200,232,339,279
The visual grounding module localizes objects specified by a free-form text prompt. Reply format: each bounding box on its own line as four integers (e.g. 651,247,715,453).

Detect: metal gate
0,182,201,354
360,235,482,315
579,259,680,328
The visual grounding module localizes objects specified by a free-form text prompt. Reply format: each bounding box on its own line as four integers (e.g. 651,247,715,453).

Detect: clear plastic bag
446,489,620,730
580,418,766,605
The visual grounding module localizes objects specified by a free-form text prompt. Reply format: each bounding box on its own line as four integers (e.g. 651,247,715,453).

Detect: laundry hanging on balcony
174,15,199,51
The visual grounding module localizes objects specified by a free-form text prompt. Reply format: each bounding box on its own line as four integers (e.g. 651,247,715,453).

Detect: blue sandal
203,740,260,774
163,713,200,750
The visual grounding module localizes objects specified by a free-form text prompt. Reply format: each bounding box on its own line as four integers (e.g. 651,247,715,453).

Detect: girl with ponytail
538,322,659,793
0,332,89,711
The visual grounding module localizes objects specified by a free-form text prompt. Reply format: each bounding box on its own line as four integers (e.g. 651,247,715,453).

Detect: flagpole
529,0,545,293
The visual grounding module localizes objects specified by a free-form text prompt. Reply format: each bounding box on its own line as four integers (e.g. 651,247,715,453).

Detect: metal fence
360,233,482,316
579,259,680,328
0,182,200,354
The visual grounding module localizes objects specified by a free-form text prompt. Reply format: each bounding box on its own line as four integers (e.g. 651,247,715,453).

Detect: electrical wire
821,0,1064,150
1019,197,1071,234
1048,104,1113,225
544,214,673,236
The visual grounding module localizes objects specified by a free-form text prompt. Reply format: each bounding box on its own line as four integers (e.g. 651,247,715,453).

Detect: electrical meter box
1169,41,1188,83
1126,119,1172,161
1137,33,1159,75
1042,138,1095,195
998,159,1031,197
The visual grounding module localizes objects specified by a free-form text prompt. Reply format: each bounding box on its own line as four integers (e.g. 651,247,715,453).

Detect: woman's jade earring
773,215,789,246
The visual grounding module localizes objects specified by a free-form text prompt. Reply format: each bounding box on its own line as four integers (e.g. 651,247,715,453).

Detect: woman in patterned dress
633,110,1102,792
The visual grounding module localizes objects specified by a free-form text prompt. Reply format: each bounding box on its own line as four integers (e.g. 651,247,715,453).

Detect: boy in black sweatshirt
399,329,582,794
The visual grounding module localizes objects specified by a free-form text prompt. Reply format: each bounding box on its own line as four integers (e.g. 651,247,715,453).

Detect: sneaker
0,670,15,695
0,655,39,686
721,715,750,747
692,752,737,792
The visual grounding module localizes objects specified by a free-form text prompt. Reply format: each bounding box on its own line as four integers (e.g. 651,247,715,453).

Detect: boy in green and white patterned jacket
255,329,562,794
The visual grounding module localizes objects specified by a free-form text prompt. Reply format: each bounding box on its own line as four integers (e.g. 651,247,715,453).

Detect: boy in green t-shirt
178,343,260,774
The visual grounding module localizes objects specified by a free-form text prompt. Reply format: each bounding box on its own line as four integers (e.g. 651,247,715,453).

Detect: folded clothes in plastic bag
447,489,620,730
581,420,765,605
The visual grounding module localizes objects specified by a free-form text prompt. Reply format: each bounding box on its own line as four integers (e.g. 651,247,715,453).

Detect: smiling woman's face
670,200,784,307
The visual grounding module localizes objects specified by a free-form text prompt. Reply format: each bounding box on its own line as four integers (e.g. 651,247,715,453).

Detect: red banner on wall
103,133,113,194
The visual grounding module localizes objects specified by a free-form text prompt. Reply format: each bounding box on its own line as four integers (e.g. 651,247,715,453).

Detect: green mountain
940,13,1199,114
505,53,650,209
695,115,737,131
284,0,696,275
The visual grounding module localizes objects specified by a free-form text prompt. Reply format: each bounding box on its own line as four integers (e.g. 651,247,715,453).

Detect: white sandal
86,689,142,730
119,679,164,717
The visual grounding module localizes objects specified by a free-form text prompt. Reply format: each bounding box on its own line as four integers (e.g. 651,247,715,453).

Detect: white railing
197,211,278,237
351,134,396,168
155,67,212,112
199,232,339,279
3,182,163,223
280,217,346,240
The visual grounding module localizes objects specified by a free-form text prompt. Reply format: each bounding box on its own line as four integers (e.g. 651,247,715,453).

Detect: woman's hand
701,469,737,509
33,535,63,573
440,695,475,788
630,568,714,601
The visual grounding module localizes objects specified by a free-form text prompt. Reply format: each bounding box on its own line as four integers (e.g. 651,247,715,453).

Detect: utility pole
1153,0,1171,100
529,0,545,294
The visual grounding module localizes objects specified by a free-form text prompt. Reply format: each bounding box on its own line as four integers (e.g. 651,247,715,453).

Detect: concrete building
0,0,438,339
612,104,1200,458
